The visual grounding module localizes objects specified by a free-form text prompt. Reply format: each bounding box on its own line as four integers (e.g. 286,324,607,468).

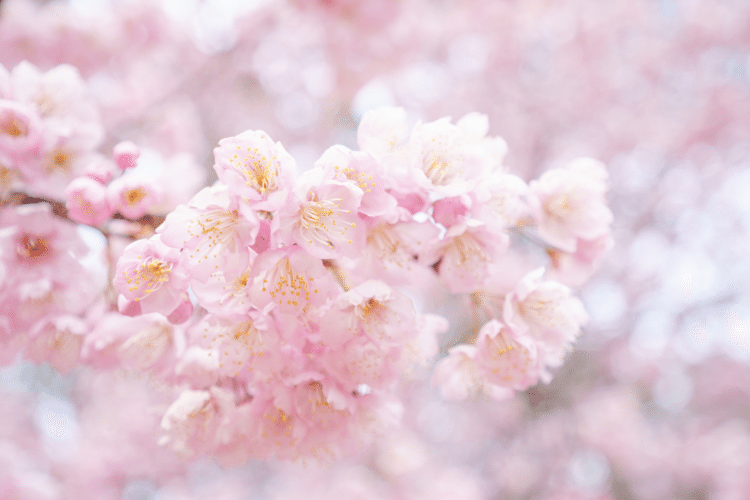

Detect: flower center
17,235,50,262
125,258,172,299
450,233,488,265
0,116,27,137
125,188,148,206
262,257,317,309
543,193,573,220
229,145,279,195
46,149,72,174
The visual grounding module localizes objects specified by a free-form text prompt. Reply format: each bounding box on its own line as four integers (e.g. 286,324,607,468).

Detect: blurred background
2,0,750,498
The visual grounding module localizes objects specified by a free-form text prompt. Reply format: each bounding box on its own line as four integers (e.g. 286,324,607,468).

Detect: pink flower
474,319,548,391
247,245,338,317
24,315,86,373
547,233,614,288
107,173,162,220
432,345,513,402
82,313,177,372
321,337,401,392
157,184,260,283
358,215,441,283
472,172,530,229
27,134,100,200
528,158,613,253
0,99,43,161
189,261,254,316
503,267,588,351
0,203,87,276
357,106,410,160
247,393,306,460
112,140,140,171
9,61,99,131
407,113,501,197
432,195,471,228
114,235,191,318
159,387,235,458
287,375,353,432
278,168,365,259
319,280,417,349
315,145,398,218
187,312,278,380
65,175,114,226
421,223,508,293
212,129,295,211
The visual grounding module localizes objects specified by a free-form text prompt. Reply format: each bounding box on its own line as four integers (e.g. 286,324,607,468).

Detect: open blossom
114,235,191,318
287,376,353,433
0,203,87,278
528,158,613,253
421,223,508,293
472,172,530,229
213,129,295,211
24,315,87,373
278,168,365,259
407,112,502,197
30,134,101,200
0,99,42,160
8,61,100,136
0,61,104,200
474,319,549,391
188,259,254,316
158,183,260,283
315,145,398,218
107,173,162,220
357,106,410,163
320,333,404,393
247,245,337,317
358,215,441,283
432,345,512,402
320,280,417,348
159,387,235,458
503,267,588,352
186,311,278,380
82,312,178,371
547,233,614,287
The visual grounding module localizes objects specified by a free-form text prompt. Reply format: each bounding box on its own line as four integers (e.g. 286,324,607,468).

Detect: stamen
228,145,280,195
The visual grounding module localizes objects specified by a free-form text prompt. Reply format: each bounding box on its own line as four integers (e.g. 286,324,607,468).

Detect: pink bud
65,176,115,226
113,141,141,171
84,160,115,184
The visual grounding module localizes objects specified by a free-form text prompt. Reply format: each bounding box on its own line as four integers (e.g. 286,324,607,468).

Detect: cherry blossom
0,3,633,493
503,267,588,358
65,175,114,226
114,235,190,318
212,129,295,211
528,158,613,253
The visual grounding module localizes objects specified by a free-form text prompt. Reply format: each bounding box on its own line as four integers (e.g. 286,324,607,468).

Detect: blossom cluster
107,106,612,462
2,0,749,497
0,59,204,375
